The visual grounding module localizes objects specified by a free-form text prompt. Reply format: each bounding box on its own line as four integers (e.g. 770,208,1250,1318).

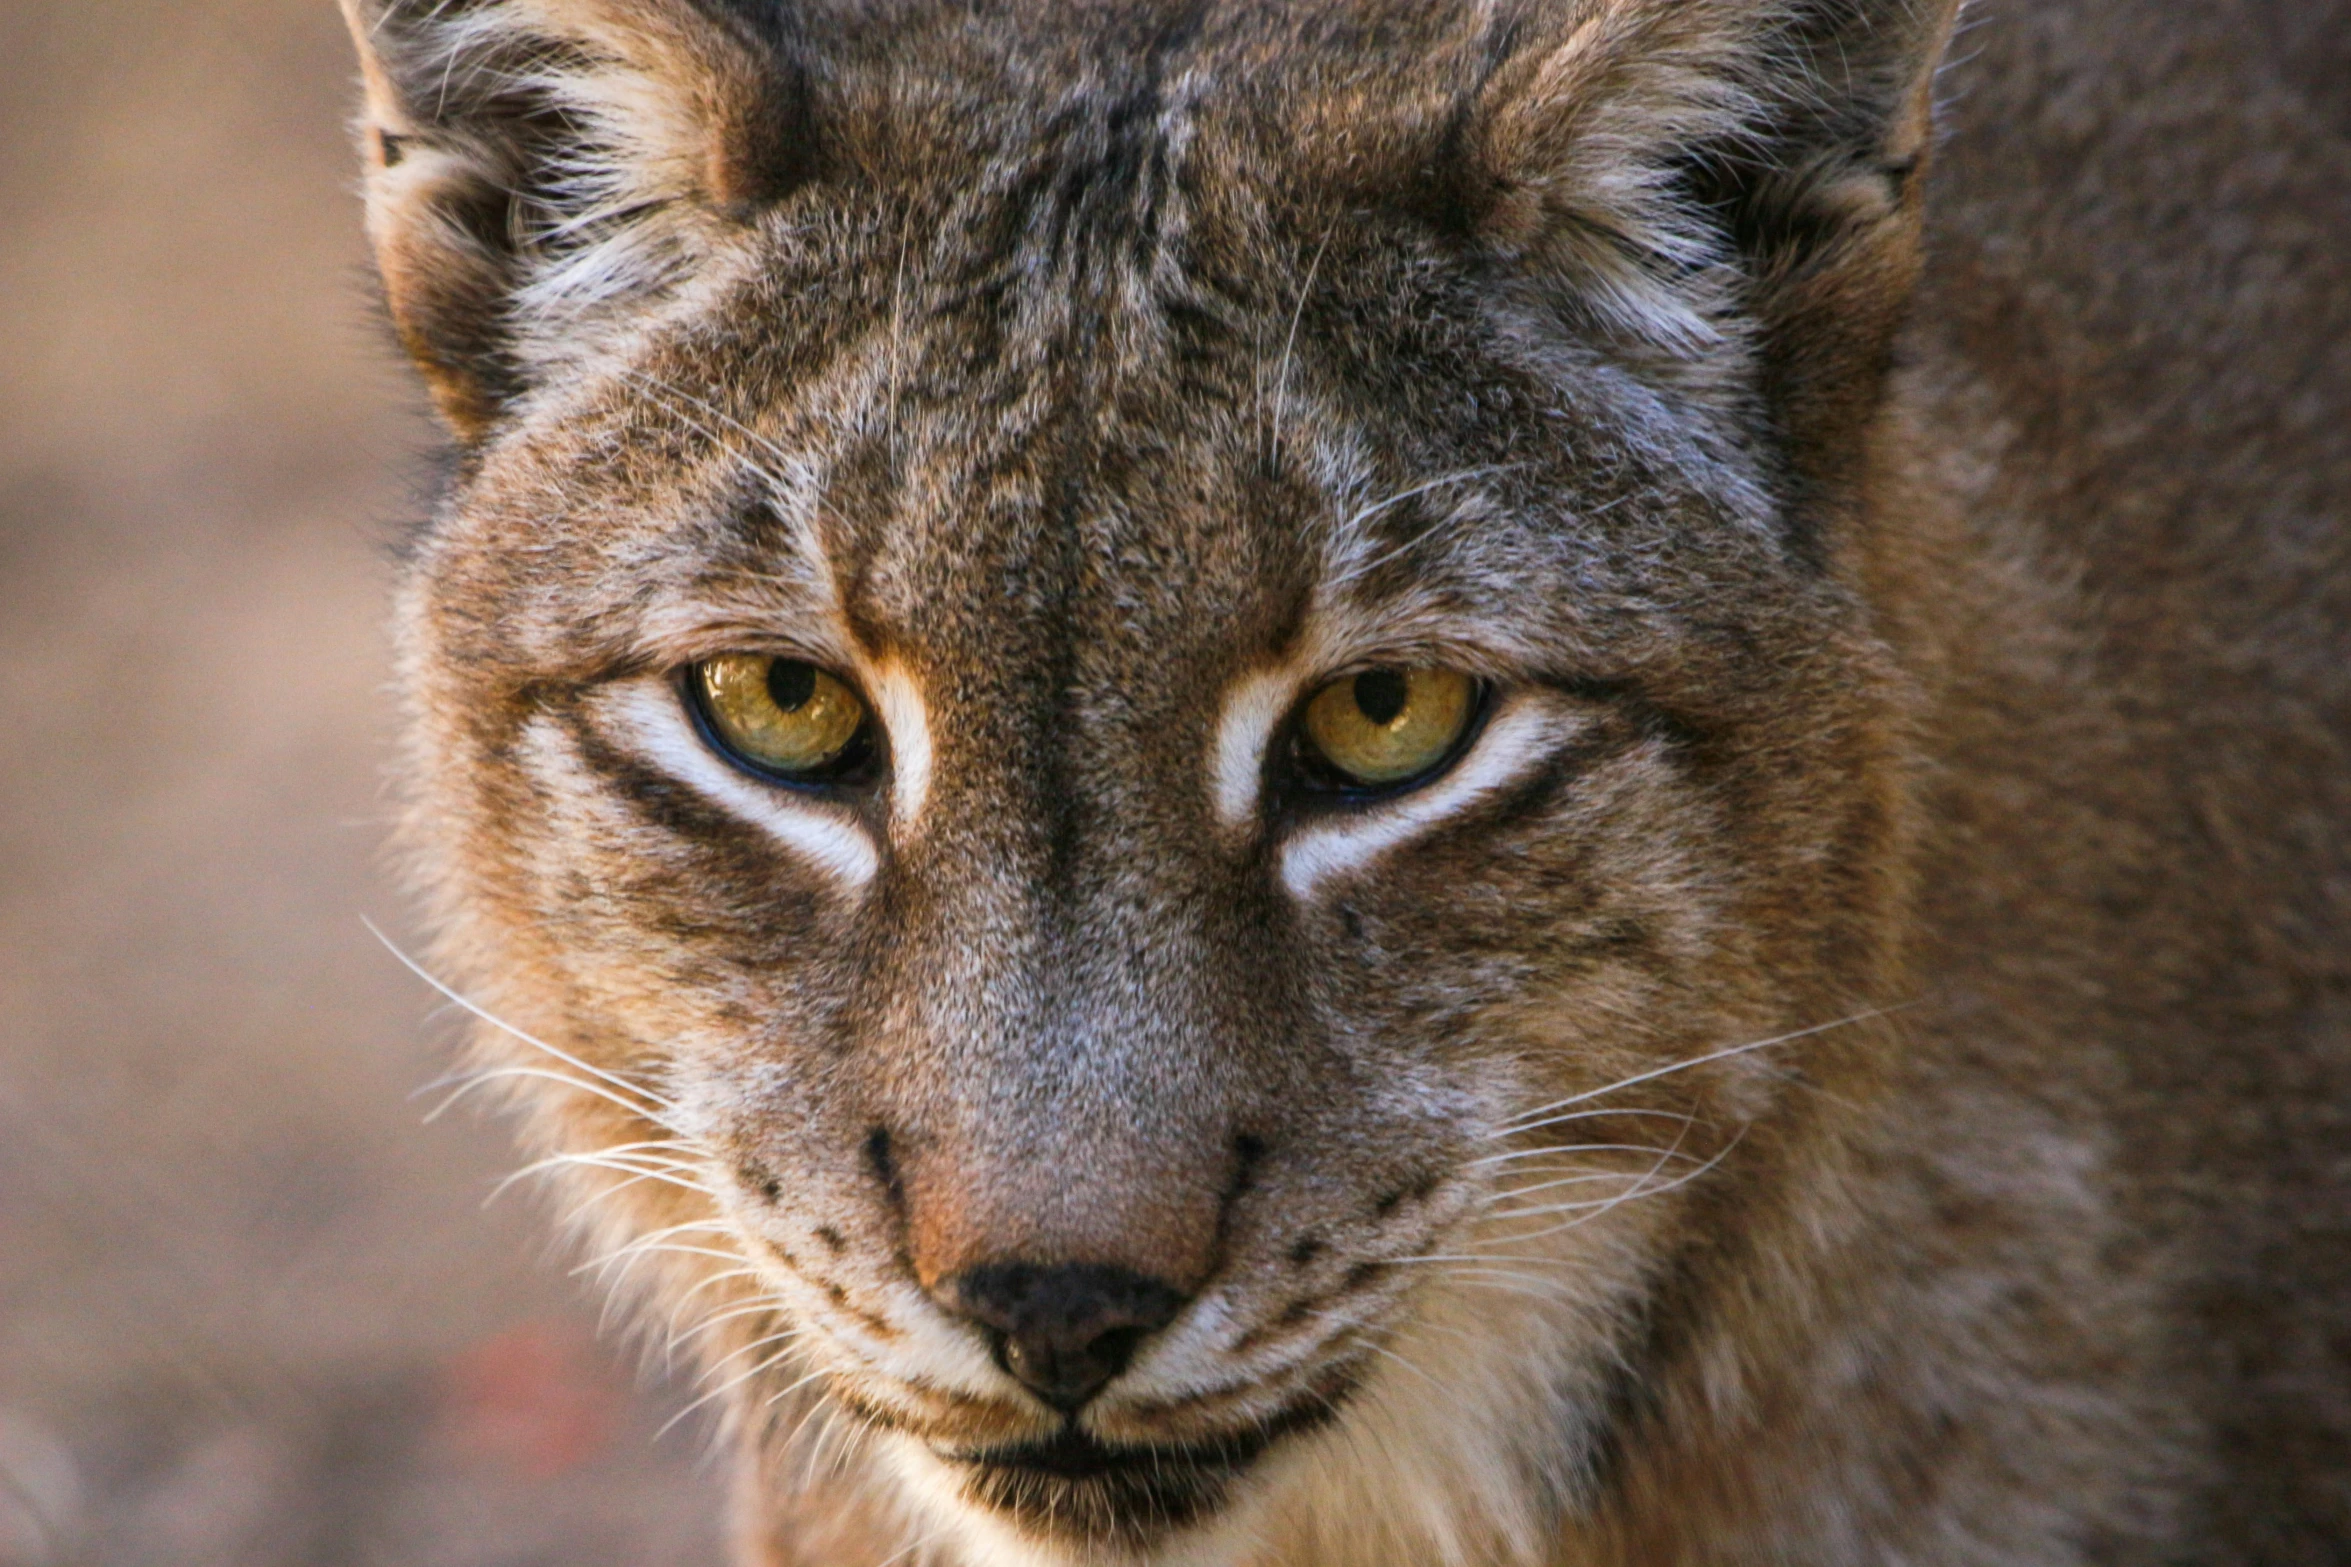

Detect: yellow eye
690,654,872,780
1299,667,1478,789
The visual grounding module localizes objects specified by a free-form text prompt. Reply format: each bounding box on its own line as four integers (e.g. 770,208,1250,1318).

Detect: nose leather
940,1261,1187,1411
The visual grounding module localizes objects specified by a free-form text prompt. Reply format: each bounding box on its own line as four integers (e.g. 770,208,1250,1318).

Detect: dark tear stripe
1416,719,1604,847
561,706,854,894
1423,674,1705,844
1550,675,1707,763
565,710,739,839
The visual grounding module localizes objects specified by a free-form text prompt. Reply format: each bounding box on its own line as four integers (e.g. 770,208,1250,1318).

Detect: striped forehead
606,351,1543,687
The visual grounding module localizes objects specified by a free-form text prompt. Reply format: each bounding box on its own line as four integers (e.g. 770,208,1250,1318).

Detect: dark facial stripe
559,705,871,904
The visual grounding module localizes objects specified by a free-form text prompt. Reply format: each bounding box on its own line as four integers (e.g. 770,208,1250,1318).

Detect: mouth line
935,1394,1346,1541
950,1415,1287,1482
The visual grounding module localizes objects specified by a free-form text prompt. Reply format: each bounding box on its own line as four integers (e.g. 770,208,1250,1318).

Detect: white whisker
669,1297,786,1352
1421,1263,1584,1292
1462,1109,1700,1165
1472,1130,1747,1250
668,1264,768,1315
654,1265,772,1343
578,1239,746,1300
699,1326,804,1378
541,1164,708,1217
493,1145,717,1208
615,365,815,503
1490,1006,1902,1137
1479,1167,1681,1208
757,1362,835,1412
1355,1336,1445,1392
585,1219,739,1268
806,1397,877,1490
1268,221,1335,454
370,918,683,1120
660,1337,805,1439
1468,1138,1706,1174
421,1065,681,1130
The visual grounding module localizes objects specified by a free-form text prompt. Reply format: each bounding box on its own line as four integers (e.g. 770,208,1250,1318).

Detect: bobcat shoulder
337,1,2351,1562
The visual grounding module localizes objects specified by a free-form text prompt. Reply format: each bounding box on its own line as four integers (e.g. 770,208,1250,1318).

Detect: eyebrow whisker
1323,464,1531,591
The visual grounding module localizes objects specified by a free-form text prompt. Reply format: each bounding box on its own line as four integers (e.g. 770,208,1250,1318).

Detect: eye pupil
690,654,872,784
1353,669,1409,727
767,659,817,712
1298,666,1479,794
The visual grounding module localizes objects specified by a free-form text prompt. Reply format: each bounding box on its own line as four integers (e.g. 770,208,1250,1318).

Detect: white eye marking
602,679,879,887
1212,667,1303,829
866,660,932,834
1280,698,1573,900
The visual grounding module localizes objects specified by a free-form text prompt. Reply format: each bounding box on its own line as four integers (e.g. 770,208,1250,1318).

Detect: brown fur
337,0,2350,1561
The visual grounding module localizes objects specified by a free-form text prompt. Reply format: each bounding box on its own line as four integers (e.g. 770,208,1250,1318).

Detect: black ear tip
703,136,818,221
703,60,821,220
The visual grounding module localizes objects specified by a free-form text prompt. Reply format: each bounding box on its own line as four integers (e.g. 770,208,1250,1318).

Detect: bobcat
337,0,2351,1561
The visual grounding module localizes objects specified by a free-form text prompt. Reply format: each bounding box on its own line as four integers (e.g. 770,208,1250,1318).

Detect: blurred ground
0,3,732,1562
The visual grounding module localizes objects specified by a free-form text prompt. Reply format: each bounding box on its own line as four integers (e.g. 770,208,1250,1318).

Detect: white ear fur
340,0,798,435
1472,0,1960,361
1476,4,1762,355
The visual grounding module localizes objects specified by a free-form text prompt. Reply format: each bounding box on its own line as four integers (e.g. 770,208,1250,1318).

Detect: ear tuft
1475,4,1768,355
339,0,805,440
1470,0,1959,482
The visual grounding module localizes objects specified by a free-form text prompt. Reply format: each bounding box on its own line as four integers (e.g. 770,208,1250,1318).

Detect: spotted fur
340,0,2351,1562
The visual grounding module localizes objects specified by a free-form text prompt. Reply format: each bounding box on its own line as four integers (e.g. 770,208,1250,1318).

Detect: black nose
940,1262,1188,1412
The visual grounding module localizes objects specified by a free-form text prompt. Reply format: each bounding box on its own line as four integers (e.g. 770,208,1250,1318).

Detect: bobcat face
355,2,1949,1560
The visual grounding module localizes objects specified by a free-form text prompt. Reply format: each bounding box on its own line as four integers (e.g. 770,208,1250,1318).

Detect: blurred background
0,2,733,1561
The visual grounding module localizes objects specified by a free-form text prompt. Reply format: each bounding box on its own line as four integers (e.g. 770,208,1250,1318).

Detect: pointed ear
339,0,807,440
1471,0,1961,491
